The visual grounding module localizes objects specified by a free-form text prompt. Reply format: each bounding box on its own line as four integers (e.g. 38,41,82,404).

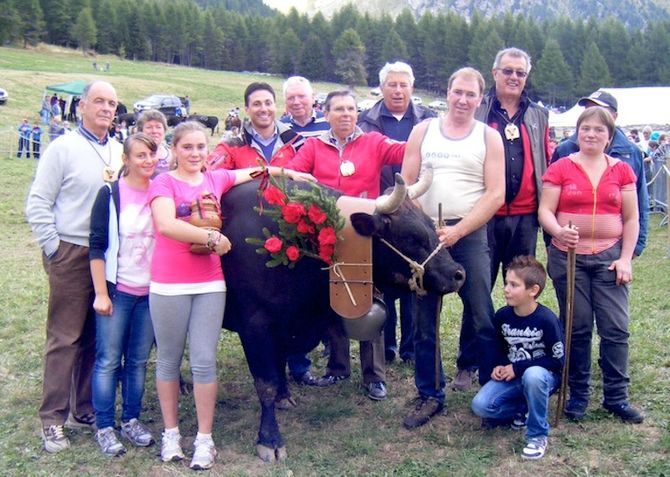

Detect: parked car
370,87,382,97
411,96,423,105
0,87,8,104
428,100,448,111
315,92,328,105
357,99,377,111
133,94,183,116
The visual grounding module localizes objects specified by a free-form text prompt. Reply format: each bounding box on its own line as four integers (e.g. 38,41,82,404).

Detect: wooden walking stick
554,227,576,427
435,204,444,390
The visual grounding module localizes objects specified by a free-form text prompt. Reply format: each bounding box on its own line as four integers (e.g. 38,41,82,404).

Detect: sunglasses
497,68,528,79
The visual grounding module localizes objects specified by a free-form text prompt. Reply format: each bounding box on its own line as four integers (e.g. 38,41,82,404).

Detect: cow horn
374,173,407,214
407,163,434,200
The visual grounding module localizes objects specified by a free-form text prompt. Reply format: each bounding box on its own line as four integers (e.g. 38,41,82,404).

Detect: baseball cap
578,90,618,112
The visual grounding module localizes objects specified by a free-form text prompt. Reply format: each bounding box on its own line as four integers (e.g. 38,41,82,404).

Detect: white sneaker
522,436,548,460
95,427,126,457
160,430,185,462
121,419,154,447
42,425,70,453
190,437,217,470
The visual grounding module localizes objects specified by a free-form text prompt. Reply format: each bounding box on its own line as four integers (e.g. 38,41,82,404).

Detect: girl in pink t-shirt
148,121,313,469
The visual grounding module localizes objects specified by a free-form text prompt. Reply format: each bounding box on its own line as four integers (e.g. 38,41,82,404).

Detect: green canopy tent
44,80,87,122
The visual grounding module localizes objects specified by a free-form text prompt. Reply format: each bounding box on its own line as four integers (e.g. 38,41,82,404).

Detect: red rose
286,245,300,261
263,186,286,206
319,244,335,264
307,204,327,225
318,226,337,246
281,202,306,224
297,219,315,234
264,236,283,254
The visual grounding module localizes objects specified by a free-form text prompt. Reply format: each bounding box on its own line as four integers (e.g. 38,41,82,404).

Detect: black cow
167,114,219,135
220,174,465,462
116,111,138,127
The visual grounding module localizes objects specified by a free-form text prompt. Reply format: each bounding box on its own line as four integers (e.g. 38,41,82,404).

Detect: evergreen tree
0,0,20,44
39,0,71,46
18,0,46,47
299,33,328,81
380,30,409,66
596,18,631,86
394,9,420,75
124,2,149,60
577,41,612,96
274,28,302,76
72,7,96,52
93,0,118,54
332,28,367,88
468,16,504,85
202,11,225,70
533,38,573,106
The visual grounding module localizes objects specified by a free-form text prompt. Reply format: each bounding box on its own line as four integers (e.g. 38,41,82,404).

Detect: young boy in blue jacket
471,255,564,460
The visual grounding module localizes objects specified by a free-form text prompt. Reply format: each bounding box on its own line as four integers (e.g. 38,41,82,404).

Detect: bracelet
206,230,221,251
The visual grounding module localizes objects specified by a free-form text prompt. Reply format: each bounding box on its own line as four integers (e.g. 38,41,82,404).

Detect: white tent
549,87,670,129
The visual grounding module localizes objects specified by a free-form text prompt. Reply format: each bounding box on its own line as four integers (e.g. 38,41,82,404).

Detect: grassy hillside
1,44,669,476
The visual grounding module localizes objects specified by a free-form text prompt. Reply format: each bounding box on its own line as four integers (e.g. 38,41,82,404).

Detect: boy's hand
491,365,506,381
499,364,516,381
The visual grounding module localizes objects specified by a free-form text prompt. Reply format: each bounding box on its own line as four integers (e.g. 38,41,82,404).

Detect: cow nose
455,268,466,283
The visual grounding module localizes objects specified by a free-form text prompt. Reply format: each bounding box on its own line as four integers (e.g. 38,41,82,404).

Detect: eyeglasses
497,68,528,79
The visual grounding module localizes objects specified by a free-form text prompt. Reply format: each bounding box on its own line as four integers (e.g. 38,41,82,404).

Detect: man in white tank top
400,67,505,429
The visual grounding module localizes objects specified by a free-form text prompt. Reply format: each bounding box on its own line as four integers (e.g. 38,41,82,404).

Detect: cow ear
350,212,383,237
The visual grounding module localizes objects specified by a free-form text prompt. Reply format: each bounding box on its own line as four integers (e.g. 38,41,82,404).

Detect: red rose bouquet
246,175,345,268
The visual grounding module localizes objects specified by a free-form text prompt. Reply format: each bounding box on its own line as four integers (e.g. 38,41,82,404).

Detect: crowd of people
25,46,654,469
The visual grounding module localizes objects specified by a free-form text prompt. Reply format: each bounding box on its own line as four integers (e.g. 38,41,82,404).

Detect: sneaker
160,430,185,462
95,427,126,457
452,369,475,391
65,412,96,431
367,382,387,401
293,371,319,386
603,402,644,424
42,425,70,453
522,436,547,460
190,437,217,470
121,419,155,447
316,374,349,387
403,398,444,429
564,398,588,421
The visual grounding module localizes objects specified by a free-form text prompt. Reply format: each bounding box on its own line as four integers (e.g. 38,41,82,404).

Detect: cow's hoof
275,396,297,410
257,444,287,462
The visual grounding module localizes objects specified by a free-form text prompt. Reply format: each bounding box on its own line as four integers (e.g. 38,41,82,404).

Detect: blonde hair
121,133,157,177
447,67,485,95
170,121,208,170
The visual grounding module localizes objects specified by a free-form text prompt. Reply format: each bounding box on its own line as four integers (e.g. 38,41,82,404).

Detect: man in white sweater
26,80,123,453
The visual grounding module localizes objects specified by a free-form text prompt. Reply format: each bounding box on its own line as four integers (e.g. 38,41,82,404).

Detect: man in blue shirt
358,62,436,365
281,76,329,139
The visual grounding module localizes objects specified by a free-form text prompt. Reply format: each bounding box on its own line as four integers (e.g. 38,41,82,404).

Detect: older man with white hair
358,61,436,365
281,76,329,138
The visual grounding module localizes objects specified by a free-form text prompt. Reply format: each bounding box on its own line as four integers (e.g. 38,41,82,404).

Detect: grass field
1,45,669,476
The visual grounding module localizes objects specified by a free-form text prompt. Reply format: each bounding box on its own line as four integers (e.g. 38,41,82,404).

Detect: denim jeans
92,287,155,429
449,223,496,383
287,353,311,378
471,366,559,439
383,290,415,361
413,293,445,403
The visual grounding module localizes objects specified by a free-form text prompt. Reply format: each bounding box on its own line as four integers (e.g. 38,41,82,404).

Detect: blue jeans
413,293,445,403
383,290,415,361
287,353,311,378
92,288,155,429
471,366,559,439
449,222,496,383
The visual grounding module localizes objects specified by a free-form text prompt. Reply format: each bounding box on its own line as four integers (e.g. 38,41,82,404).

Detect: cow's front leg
254,377,287,462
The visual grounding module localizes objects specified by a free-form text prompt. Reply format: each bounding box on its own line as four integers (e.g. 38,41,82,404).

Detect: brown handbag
189,191,222,254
